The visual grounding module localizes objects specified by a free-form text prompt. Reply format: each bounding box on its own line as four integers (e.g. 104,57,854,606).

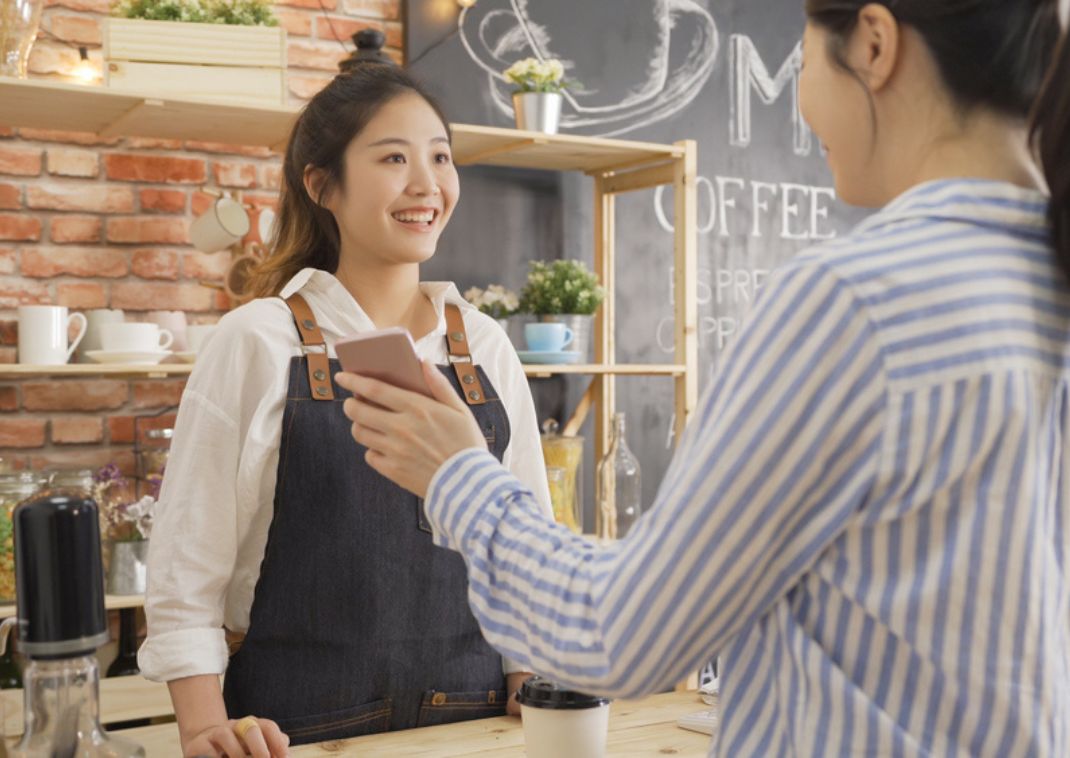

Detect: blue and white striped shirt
425,179,1068,756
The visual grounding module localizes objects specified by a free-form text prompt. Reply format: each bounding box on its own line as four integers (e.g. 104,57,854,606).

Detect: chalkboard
406,0,870,527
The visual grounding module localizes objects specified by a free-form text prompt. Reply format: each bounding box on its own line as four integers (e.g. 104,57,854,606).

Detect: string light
457,0,477,7
73,47,97,83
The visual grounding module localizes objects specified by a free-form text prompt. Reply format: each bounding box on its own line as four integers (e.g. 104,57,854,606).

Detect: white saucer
517,350,582,365
172,351,197,364
86,350,172,365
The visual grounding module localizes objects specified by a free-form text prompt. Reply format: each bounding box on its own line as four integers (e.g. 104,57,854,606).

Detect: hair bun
339,29,394,72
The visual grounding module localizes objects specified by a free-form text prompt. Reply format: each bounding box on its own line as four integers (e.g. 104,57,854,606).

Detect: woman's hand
181,717,289,758
336,360,488,498
506,672,535,717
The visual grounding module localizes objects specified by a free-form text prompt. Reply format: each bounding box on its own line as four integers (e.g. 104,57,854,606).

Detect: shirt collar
853,178,1050,238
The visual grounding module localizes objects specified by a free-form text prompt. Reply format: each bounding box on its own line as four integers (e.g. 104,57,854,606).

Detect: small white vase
512,92,563,134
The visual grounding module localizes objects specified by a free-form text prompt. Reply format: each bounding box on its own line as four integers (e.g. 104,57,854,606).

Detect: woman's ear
847,3,900,93
303,165,331,208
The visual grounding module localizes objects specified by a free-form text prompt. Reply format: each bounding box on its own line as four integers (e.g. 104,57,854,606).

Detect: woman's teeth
392,210,436,223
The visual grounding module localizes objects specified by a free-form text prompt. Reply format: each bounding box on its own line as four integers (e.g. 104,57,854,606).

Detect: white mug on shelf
186,324,218,353
77,308,125,362
17,305,87,365
189,195,250,254
99,322,173,354
146,310,189,351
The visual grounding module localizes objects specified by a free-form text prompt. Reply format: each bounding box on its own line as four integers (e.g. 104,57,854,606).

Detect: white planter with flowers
504,57,576,134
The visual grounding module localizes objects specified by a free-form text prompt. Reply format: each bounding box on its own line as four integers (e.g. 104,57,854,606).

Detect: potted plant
93,464,157,596
503,57,574,134
519,259,605,360
464,284,521,336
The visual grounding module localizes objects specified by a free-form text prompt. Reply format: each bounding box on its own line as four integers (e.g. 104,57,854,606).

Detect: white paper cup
518,678,610,758
189,196,250,254
99,322,172,353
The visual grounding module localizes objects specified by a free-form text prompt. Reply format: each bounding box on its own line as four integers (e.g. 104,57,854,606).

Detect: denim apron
222,294,511,744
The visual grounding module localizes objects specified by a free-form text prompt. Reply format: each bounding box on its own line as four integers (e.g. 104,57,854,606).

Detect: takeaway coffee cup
517,677,610,758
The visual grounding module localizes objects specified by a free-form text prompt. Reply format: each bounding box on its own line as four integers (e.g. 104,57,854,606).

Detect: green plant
504,57,577,94
519,259,605,316
112,0,278,26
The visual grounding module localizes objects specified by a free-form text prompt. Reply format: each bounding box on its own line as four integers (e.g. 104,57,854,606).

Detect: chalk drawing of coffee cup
459,0,719,136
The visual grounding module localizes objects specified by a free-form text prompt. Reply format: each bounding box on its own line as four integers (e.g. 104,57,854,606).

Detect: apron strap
444,304,487,406
284,293,335,401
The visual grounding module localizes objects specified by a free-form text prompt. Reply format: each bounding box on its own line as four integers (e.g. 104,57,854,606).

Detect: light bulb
73,47,97,84
457,0,477,7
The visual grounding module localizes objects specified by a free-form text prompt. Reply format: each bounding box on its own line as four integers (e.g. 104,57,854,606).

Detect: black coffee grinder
0,492,143,757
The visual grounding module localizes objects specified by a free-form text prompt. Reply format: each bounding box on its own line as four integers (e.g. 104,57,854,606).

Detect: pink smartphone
335,327,433,398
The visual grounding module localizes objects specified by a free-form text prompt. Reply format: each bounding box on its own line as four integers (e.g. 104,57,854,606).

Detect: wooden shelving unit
0,75,699,531
0,593,143,619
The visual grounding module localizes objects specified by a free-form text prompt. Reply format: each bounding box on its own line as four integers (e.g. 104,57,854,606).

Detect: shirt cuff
425,448,512,550
137,627,229,682
502,656,530,675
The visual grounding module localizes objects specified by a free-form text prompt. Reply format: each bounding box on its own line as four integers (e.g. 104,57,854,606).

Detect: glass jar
545,466,580,534
540,420,585,534
46,468,95,497
0,473,45,602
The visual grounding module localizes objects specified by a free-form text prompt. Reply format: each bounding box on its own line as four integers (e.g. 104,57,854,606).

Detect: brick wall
0,0,402,474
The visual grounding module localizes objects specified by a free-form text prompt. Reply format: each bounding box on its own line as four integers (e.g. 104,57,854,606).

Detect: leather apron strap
444,304,486,406
284,293,335,401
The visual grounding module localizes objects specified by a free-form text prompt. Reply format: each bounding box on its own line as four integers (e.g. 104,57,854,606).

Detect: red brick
103,154,206,184
44,0,109,12
22,247,128,278
50,416,103,444
0,347,15,364
17,128,120,146
46,147,99,178
107,416,134,444
0,278,49,307
0,128,13,139
212,161,258,188
0,183,20,209
132,380,186,409
50,215,102,243
0,387,17,412
287,41,349,71
111,281,213,311
384,47,403,66
314,16,380,43
30,449,136,477
0,248,14,274
0,321,15,346
27,183,134,213
182,250,230,280
260,165,282,191
384,22,401,49
105,217,188,245
288,75,332,100
48,15,102,45
0,418,46,448
140,188,186,213
0,146,42,177
244,193,278,209
275,9,311,37
131,249,180,280
28,42,82,77
23,379,128,411
191,192,214,216
277,0,335,9
56,281,107,309
341,0,398,18
0,214,41,241
123,137,184,150
183,141,275,158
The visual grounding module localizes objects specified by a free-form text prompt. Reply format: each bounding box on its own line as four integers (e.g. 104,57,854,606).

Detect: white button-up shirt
138,268,551,682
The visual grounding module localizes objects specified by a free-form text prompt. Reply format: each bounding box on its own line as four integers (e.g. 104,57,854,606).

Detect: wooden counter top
116,690,715,756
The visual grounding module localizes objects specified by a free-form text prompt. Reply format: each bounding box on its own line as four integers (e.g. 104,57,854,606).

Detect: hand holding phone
335,327,434,398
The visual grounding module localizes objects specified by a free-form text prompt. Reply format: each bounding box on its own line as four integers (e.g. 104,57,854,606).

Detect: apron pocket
275,697,392,745
417,689,508,728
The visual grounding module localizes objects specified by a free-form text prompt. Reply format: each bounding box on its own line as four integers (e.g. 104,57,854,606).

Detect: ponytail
1031,28,1070,279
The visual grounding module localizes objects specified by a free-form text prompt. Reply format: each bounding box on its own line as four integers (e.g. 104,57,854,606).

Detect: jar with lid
45,468,95,498
0,473,45,602
540,420,584,533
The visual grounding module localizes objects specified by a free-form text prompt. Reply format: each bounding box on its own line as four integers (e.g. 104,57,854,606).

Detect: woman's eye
385,154,406,164
435,152,453,164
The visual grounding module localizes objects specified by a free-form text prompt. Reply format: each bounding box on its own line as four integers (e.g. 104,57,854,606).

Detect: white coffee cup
77,308,125,362
518,678,610,758
189,196,251,254
146,310,189,351
186,324,218,353
17,305,87,365
99,322,173,354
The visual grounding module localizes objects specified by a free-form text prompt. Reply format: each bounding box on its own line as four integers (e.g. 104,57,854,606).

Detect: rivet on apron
431,692,447,706
450,332,465,343
316,386,329,397
488,690,496,704
467,390,481,401
313,369,327,381
302,319,315,330
462,374,475,385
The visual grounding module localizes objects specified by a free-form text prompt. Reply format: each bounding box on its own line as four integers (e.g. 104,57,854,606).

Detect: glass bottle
596,413,642,539
104,611,140,678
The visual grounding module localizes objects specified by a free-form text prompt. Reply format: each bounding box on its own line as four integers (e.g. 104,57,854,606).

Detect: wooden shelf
0,77,684,173
522,363,685,377
0,593,143,619
0,363,193,378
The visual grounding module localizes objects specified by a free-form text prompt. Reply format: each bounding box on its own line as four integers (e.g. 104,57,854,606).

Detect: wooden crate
104,18,287,107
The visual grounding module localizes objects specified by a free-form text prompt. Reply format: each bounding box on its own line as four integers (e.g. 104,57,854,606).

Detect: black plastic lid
516,677,610,710
13,494,108,658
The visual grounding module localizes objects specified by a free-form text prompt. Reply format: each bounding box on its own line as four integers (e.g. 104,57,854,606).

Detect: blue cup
525,322,575,352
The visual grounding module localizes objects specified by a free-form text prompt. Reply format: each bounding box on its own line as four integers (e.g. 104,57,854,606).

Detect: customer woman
338,1,1070,755
138,62,550,757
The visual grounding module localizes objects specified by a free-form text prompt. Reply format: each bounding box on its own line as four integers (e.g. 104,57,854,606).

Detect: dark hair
249,63,452,298
805,0,1068,274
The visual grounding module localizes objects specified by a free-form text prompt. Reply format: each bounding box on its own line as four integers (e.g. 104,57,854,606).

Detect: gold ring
234,716,260,740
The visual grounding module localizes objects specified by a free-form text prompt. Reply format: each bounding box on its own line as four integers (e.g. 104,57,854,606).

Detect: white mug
146,310,189,351
186,324,218,353
18,305,87,365
99,322,173,354
189,196,250,254
77,308,125,362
